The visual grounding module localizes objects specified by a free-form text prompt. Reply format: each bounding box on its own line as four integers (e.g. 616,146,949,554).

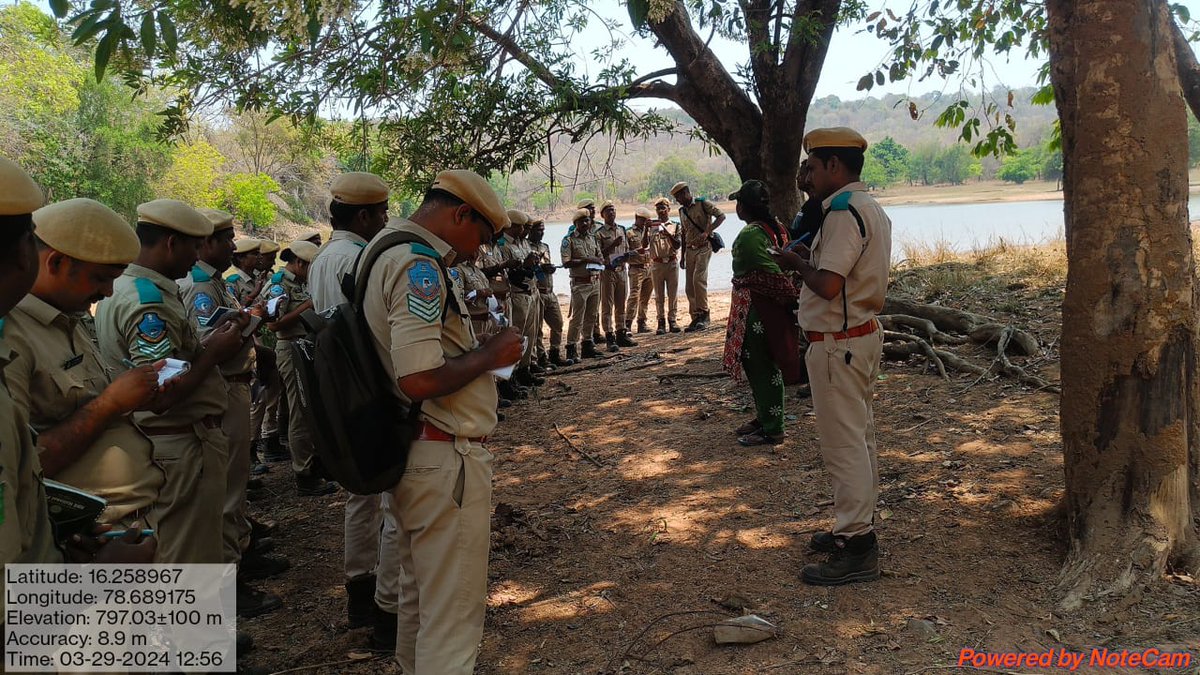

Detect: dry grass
892,237,1067,309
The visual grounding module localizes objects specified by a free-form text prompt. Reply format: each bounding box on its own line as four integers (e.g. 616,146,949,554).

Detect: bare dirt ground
239,244,1199,674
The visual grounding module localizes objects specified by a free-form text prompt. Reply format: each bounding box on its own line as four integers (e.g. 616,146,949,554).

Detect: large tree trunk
1048,0,1200,610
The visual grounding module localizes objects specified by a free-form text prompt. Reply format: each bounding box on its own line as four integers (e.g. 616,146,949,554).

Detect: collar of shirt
196,259,220,278
329,230,368,246
126,263,180,295
820,181,869,210
13,294,71,330
392,218,456,265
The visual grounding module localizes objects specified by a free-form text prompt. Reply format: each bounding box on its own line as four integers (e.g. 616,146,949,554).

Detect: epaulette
190,265,211,282
0,317,5,337
226,273,242,283
134,277,164,304
829,191,853,211
410,243,440,260
270,270,285,284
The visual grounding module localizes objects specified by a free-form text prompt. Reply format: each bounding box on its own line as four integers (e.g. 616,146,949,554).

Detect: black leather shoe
249,516,276,539
801,531,880,586
605,333,620,353
669,323,682,333
346,574,378,629
370,607,398,651
260,436,289,463
617,330,637,347
581,340,601,358
809,531,837,553
638,319,649,334
656,321,666,335
237,580,283,618
240,551,290,581
296,474,338,497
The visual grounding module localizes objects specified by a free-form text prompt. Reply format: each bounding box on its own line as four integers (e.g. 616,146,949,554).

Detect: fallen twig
625,359,666,372
552,424,606,467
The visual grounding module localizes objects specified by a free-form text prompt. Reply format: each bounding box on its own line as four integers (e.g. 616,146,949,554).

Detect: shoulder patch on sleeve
133,277,163,304
192,292,216,321
134,311,172,360
406,260,443,323
267,284,286,299
829,191,854,211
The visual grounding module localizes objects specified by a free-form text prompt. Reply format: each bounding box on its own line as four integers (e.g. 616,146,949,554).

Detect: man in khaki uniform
561,209,604,360
250,239,284,462
94,200,247,571
225,238,262,306
772,127,891,585
671,181,724,331
360,169,521,674
528,219,570,366
500,209,544,386
306,171,398,643
624,207,655,334
595,200,635,351
3,199,164,532
649,198,682,334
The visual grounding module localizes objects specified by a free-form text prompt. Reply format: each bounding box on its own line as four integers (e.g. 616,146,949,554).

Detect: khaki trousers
566,279,600,345
221,381,252,563
276,339,315,476
376,439,493,675
250,377,281,441
599,268,628,334
625,266,652,325
683,246,713,319
508,291,540,366
148,424,227,563
650,262,678,325
345,492,400,596
805,329,884,538
537,290,563,352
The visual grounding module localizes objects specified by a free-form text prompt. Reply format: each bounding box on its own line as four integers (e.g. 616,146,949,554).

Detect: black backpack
290,230,458,495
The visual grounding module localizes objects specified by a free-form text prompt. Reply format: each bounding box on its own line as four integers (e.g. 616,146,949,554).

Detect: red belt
806,319,879,343
226,372,253,384
417,421,486,444
143,415,223,436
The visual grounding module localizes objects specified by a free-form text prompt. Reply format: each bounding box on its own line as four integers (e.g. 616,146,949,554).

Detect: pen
100,529,154,539
121,358,136,368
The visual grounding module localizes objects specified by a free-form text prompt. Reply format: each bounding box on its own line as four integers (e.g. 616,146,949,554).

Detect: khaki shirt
456,260,493,318
595,222,629,268
180,261,254,376
362,219,498,439
500,238,536,293
561,229,602,279
531,241,556,292
679,199,723,249
310,230,367,313
625,225,651,265
95,263,229,428
264,269,310,340
647,221,680,262
3,295,163,523
0,329,65,580
224,266,259,307
798,182,892,333
477,243,510,297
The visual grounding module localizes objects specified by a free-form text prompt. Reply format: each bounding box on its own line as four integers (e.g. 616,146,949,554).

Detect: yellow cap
653,197,671,208
669,182,688,196
576,198,595,209
505,209,529,227
234,238,260,254
331,172,390,205
198,208,235,231
287,240,319,263
297,228,323,242
803,126,869,152
258,240,281,254
572,209,590,223
0,157,45,215
136,199,212,237
635,207,655,219
33,198,139,265
429,169,509,234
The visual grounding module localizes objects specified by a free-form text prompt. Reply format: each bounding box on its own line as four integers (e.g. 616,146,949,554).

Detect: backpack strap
349,231,460,322
821,191,867,333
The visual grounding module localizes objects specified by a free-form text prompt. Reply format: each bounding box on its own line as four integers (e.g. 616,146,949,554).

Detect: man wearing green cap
771,126,892,585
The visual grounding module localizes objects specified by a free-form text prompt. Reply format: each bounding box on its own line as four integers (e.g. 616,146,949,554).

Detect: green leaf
1172,3,1191,23
627,0,649,29
94,28,119,82
157,13,177,54
49,0,70,19
856,74,874,91
71,11,108,44
140,11,156,57
875,70,884,86
307,14,320,45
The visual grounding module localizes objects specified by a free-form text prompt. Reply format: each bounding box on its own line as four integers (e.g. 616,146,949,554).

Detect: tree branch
1169,9,1200,121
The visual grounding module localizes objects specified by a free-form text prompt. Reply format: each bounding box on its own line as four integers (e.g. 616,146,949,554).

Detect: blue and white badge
133,312,172,360
268,284,286,299
406,260,441,323
193,292,216,321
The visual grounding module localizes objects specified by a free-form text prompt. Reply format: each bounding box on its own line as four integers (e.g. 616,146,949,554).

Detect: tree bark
1169,13,1200,121
1047,0,1200,610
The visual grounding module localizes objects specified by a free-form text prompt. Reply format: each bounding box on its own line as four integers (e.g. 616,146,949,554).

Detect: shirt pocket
48,369,90,417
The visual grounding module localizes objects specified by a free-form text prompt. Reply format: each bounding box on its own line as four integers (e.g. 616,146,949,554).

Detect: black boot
296,473,338,497
537,351,554,370
550,347,574,367
565,344,579,362
346,574,378,629
801,531,880,585
240,550,290,581
638,318,650,334
237,580,283,618
260,435,288,463
370,607,398,651
581,339,601,358
655,320,666,335
669,321,682,333
528,361,547,375
605,332,619,353
515,367,544,387
617,329,637,347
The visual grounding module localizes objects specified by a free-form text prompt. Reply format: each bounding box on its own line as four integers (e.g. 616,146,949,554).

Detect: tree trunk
1048,0,1200,610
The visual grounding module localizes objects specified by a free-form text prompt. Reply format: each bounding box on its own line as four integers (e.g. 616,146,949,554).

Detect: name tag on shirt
62,354,84,370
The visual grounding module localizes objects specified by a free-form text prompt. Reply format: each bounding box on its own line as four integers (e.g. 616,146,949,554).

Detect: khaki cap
429,169,508,234
331,172,390,205
576,198,595,209
669,182,688,196
136,199,212,237
298,228,323,242
635,207,655,219
258,240,281,254
505,209,529,227
653,197,671,208
198,208,235,231
572,209,590,223
803,126,869,152
234,238,260,254
530,218,545,226
33,198,139,265
287,240,319,263
0,157,44,215
600,200,615,211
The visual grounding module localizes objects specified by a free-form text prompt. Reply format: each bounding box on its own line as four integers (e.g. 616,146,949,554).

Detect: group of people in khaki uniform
0,124,890,673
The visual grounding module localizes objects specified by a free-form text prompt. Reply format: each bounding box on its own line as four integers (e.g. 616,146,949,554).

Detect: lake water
540,195,1200,294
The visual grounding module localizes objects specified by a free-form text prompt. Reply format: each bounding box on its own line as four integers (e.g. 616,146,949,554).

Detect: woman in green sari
723,180,804,446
